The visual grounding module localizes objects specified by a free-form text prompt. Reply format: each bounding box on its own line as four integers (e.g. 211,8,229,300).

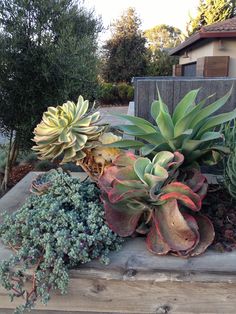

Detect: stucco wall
179,42,214,65
179,39,236,77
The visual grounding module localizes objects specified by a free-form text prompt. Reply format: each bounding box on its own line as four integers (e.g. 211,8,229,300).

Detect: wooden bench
0,172,236,313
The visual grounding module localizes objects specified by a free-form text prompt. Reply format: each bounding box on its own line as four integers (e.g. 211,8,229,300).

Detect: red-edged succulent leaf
146,223,171,255
168,151,184,169
108,179,148,203
160,182,201,211
189,214,215,257
153,200,198,252
102,196,144,237
113,151,137,166
183,169,208,200
98,164,138,193
173,213,200,257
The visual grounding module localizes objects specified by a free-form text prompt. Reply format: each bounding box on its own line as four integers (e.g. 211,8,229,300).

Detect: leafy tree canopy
187,0,236,35
144,24,183,52
101,7,147,83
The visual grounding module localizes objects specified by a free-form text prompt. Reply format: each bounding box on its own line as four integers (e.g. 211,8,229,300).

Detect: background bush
98,82,134,105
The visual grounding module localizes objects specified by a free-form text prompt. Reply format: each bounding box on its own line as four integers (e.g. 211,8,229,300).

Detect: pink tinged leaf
98,165,137,193
168,151,184,169
108,180,148,203
160,182,201,211
154,200,198,251
113,152,137,166
189,214,215,257
184,169,208,194
102,199,142,237
146,213,171,255
173,213,200,257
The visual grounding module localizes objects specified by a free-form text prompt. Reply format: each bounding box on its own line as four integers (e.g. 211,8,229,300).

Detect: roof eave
169,31,236,56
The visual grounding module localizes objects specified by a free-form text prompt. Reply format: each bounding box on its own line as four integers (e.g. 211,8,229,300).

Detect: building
170,17,236,77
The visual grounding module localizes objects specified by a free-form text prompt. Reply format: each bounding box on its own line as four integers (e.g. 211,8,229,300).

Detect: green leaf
172,89,200,125
191,87,233,128
106,139,144,148
117,124,153,135
196,109,236,138
151,100,160,120
134,158,151,184
156,104,174,139
115,114,156,133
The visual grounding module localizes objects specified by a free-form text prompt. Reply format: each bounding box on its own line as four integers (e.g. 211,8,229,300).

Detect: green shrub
98,82,119,104
0,169,123,313
98,82,134,105
34,160,55,171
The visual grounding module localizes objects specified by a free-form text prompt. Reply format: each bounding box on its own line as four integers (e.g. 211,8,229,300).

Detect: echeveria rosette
99,151,215,257
32,95,106,164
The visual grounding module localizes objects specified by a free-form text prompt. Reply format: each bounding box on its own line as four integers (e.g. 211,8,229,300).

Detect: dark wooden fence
133,77,236,122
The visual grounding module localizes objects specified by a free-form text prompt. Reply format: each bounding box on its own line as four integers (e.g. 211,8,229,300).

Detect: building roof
170,17,236,56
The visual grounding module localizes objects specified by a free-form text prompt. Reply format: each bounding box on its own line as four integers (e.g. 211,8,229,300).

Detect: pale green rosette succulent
32,96,106,164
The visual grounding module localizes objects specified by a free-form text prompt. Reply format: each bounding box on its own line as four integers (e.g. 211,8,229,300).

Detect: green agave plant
109,87,236,165
32,96,106,164
98,151,214,257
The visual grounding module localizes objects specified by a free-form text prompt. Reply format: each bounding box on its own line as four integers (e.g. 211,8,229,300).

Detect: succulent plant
110,87,236,165
32,95,106,164
98,151,214,257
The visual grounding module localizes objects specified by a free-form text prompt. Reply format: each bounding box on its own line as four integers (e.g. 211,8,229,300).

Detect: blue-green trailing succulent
0,169,123,313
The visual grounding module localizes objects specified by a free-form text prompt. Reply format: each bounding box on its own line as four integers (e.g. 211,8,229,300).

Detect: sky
83,0,199,42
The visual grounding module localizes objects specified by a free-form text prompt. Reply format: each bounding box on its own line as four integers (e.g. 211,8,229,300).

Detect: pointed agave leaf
117,124,150,135
156,103,174,139
191,86,233,128
151,100,161,121
106,139,144,148
196,109,236,138
172,89,200,125
115,114,157,133
182,132,222,152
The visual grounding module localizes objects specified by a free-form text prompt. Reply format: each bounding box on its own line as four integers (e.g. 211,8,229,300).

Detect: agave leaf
196,110,236,138
137,132,165,145
116,124,155,137
172,89,200,125
141,144,158,156
189,214,215,257
160,182,201,211
154,200,198,251
115,114,157,132
151,100,161,121
191,86,233,128
106,139,144,148
156,104,174,139
182,131,222,152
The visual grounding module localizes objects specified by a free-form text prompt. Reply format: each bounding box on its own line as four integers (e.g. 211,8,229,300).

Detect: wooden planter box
0,172,236,314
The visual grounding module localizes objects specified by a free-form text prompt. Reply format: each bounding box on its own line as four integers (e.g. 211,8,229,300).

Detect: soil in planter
202,184,236,252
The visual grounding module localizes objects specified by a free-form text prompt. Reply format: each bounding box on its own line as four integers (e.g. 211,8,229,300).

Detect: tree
102,7,147,83
146,49,178,76
0,0,102,190
187,0,236,35
144,24,183,52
